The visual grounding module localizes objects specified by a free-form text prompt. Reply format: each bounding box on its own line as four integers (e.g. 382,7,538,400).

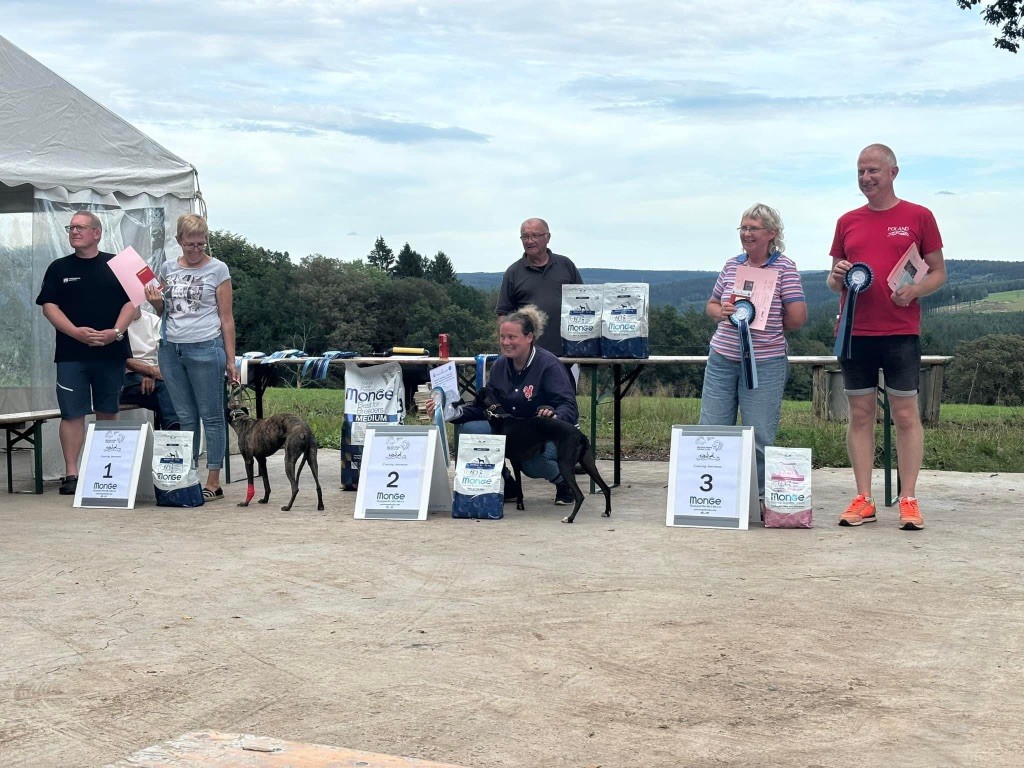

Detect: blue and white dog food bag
152,430,204,507
452,433,506,519
601,283,649,359
561,284,604,357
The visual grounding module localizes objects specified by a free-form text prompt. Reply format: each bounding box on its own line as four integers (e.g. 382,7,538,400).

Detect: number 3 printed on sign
699,474,713,492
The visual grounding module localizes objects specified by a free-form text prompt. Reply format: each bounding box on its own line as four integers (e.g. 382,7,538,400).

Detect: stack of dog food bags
560,284,604,357
763,446,813,528
601,283,649,359
452,433,506,519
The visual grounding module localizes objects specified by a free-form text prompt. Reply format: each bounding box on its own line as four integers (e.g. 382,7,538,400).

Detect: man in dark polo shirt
495,218,583,357
36,211,137,495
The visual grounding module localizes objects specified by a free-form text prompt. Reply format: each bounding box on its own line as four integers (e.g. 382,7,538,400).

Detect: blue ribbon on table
267,348,306,360
833,263,874,359
729,299,759,390
474,353,500,391
301,350,357,381
431,386,450,467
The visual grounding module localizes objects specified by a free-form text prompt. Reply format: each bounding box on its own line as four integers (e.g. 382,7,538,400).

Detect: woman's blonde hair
499,304,547,339
176,213,209,240
741,203,785,254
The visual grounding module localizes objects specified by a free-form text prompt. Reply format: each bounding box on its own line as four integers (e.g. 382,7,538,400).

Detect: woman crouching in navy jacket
432,304,579,505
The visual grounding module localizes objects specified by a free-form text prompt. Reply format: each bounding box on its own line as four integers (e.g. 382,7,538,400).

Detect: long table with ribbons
239,353,951,505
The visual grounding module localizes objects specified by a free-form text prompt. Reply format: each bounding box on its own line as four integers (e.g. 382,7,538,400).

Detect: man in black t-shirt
35,211,137,495
495,218,583,358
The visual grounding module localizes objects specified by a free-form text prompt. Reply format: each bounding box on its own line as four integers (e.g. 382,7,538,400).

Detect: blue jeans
458,420,562,483
158,337,227,469
698,350,789,499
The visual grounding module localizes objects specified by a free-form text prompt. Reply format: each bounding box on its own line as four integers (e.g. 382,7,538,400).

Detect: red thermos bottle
438,333,450,360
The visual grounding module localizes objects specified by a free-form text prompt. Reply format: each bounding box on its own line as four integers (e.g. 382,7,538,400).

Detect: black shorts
55,360,126,418
840,335,920,397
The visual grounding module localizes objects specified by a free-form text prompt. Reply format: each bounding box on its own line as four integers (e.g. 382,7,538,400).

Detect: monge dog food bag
341,362,405,489
764,446,813,528
452,433,506,519
561,284,603,357
601,283,649,359
152,430,204,507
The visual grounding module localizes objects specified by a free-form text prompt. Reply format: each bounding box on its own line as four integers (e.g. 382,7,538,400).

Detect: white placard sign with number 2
355,424,452,521
666,425,757,529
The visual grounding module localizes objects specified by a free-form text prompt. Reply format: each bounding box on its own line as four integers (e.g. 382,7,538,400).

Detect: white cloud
3,0,1021,270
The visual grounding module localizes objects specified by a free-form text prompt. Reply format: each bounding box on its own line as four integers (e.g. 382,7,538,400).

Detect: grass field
261,388,1024,474
941,289,1024,313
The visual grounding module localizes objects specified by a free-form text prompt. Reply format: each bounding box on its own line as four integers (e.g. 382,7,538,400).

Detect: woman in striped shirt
698,203,807,506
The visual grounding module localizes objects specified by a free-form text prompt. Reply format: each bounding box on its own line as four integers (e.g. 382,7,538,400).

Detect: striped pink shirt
708,251,805,361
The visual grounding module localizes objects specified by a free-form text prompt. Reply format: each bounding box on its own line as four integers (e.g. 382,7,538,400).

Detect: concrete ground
1,449,1022,768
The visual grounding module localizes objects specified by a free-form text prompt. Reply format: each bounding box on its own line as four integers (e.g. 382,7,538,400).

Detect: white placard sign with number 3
355,424,452,520
666,425,757,529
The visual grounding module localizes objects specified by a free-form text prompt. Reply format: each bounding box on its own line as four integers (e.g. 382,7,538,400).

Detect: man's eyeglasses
182,242,208,251
65,225,97,233
520,233,549,241
737,226,767,233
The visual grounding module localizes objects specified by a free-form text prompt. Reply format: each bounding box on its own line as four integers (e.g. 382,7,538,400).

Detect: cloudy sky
4,1,1022,273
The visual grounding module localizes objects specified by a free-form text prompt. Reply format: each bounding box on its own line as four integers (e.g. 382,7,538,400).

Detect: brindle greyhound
478,386,612,524
227,392,324,511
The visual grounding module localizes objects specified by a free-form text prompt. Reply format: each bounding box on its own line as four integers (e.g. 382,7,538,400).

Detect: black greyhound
479,387,612,523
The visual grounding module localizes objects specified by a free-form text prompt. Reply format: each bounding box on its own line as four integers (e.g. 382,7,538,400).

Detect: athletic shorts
55,360,126,419
840,335,920,397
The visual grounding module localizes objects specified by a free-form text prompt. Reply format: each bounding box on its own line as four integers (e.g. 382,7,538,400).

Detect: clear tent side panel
0,185,192,477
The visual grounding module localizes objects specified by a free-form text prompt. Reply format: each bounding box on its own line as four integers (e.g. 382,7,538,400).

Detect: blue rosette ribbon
833,263,874,359
431,386,451,467
729,299,759,390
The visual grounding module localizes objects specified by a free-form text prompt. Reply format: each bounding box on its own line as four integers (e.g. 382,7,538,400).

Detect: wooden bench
1,409,58,494
2,404,144,494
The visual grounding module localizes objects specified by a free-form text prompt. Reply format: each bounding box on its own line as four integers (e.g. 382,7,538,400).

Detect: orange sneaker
898,497,924,530
839,494,876,526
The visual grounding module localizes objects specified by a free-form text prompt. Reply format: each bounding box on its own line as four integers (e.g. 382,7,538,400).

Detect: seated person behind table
120,309,180,429
429,305,578,505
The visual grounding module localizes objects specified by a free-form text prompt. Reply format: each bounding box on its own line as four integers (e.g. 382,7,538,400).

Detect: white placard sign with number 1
74,422,149,509
355,424,452,520
666,425,758,529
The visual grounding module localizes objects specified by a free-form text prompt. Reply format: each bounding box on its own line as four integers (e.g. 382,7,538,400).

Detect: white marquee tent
0,34,201,420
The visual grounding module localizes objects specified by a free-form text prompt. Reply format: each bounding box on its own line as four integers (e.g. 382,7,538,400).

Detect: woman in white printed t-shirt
146,214,237,501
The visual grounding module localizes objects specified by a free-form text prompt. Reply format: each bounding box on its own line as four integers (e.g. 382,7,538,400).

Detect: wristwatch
114,328,125,342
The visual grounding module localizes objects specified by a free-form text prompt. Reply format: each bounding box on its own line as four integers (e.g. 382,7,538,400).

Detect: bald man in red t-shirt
827,143,947,531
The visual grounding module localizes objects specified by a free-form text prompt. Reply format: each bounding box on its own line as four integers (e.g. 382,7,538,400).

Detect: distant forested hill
461,260,1023,313
460,268,717,290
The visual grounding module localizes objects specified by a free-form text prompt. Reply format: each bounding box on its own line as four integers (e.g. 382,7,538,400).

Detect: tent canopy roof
0,35,196,199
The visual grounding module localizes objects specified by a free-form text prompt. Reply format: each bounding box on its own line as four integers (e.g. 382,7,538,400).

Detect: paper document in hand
107,246,158,307
730,265,778,331
887,242,929,293
429,361,461,420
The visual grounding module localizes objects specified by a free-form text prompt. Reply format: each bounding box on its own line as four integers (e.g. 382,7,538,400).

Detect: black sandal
202,487,224,501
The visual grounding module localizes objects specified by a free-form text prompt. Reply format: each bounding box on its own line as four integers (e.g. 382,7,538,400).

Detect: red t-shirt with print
829,200,943,336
